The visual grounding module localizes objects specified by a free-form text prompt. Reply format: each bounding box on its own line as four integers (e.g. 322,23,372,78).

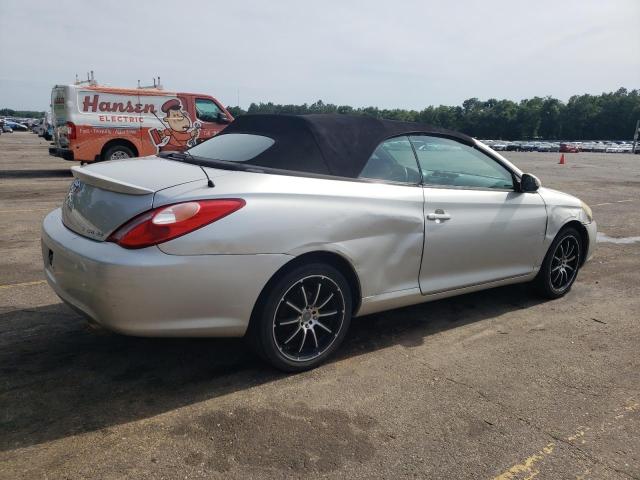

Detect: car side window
410,135,514,190
195,98,223,123
358,136,421,184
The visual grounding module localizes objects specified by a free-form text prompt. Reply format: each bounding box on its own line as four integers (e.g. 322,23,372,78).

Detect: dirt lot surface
1,132,639,479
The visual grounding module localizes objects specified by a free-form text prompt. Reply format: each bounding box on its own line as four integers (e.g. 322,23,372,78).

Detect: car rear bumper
41,208,292,337
49,147,74,161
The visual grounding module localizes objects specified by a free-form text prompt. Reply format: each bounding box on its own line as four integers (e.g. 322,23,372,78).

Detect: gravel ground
0,132,639,479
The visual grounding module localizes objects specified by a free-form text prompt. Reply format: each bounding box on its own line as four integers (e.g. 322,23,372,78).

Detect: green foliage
228,88,639,139
0,108,45,119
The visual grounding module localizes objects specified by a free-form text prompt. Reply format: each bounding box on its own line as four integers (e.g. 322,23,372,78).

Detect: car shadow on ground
0,283,544,451
0,169,73,179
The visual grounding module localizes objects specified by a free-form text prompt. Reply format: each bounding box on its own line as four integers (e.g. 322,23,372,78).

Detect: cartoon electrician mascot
150,98,201,152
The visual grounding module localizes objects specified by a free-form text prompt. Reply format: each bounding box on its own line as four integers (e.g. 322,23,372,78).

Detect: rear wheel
534,227,582,299
250,263,352,372
103,144,134,161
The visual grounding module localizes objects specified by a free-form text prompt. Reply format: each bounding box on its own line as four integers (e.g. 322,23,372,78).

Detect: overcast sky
1,0,638,111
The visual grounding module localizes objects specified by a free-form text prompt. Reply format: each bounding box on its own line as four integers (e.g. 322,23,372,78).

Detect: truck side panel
50,85,233,162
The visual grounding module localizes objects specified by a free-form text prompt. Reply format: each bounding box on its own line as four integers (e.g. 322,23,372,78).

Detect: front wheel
534,227,582,299
250,263,352,372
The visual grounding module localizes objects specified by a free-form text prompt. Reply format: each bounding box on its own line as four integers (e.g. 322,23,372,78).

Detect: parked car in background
580,142,594,152
2,124,13,133
560,143,580,153
475,139,633,153
39,112,53,140
605,144,621,153
4,120,28,131
40,112,54,141
41,114,597,371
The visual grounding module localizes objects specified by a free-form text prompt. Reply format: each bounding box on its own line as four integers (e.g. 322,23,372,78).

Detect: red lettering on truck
82,94,156,114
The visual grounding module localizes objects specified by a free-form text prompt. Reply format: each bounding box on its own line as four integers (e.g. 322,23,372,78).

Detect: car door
410,135,547,295
356,136,425,295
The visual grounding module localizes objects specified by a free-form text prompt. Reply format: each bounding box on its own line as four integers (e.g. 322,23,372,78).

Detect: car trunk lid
62,156,226,241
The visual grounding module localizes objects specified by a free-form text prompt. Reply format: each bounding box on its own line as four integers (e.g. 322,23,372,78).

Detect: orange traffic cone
558,153,565,165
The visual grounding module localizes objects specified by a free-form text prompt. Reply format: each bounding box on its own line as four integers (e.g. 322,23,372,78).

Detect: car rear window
187,128,331,176
189,133,275,162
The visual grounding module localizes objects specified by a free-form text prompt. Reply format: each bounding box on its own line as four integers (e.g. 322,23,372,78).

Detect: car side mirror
217,112,231,124
520,173,541,193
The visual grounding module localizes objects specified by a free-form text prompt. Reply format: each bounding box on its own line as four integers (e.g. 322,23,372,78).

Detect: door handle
427,209,451,221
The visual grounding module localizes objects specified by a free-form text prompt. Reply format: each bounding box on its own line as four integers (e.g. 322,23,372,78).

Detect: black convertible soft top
217,114,474,178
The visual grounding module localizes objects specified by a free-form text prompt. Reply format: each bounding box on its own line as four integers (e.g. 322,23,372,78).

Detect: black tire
249,263,352,372
103,144,134,161
534,227,582,299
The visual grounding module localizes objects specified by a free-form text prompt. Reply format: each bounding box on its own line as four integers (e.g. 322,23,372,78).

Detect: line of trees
0,109,45,119
227,88,640,140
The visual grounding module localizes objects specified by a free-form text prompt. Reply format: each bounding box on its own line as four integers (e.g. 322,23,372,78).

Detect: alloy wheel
549,235,580,292
272,275,345,362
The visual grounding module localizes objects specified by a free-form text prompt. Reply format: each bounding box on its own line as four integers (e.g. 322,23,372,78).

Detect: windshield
188,133,275,162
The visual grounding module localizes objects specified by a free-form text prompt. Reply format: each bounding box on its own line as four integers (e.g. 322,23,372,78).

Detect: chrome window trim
420,183,516,193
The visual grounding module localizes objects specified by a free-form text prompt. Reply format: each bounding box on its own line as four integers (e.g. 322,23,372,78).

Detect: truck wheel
103,144,134,161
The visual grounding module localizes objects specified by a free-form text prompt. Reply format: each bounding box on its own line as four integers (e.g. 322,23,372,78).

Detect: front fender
537,187,595,264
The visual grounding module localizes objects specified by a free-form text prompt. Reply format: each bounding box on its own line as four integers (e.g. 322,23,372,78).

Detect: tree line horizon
227,87,639,141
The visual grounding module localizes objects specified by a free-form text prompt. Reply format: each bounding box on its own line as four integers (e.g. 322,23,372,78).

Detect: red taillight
66,121,76,140
107,199,245,249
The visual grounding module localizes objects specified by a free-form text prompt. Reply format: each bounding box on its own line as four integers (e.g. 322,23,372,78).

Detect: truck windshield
188,133,275,162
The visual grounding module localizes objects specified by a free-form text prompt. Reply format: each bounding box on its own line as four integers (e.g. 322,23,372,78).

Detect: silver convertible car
42,114,596,371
